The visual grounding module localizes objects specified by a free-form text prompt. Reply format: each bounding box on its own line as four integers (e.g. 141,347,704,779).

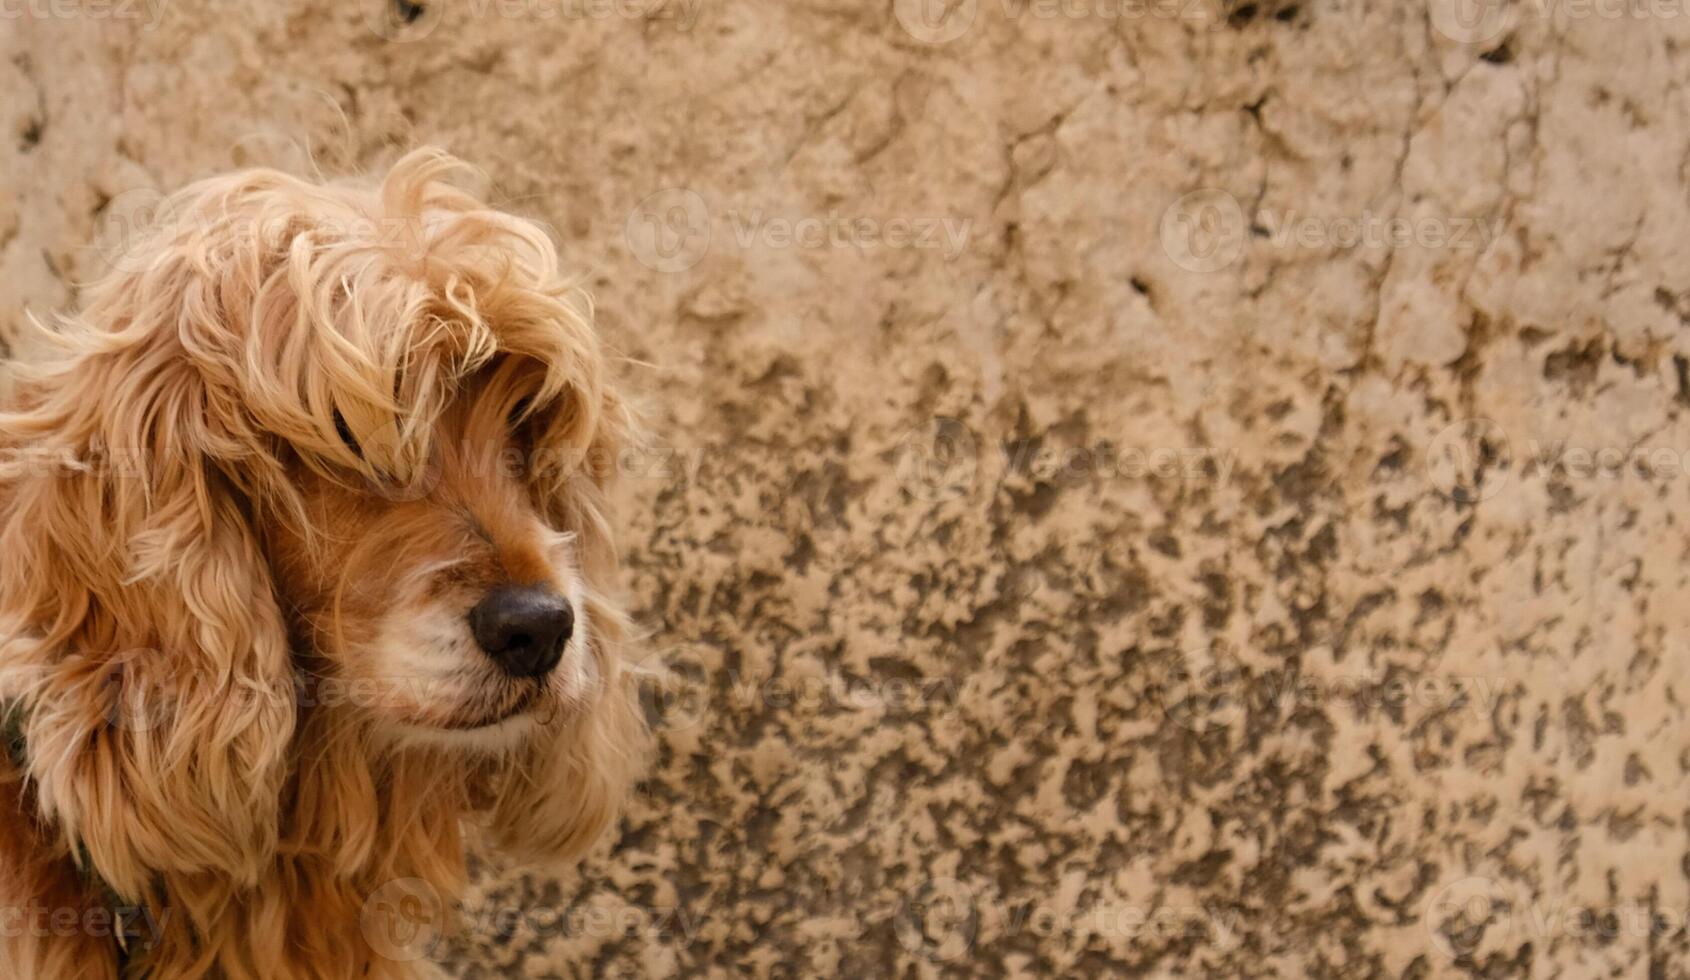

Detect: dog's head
269,364,607,750
0,150,643,900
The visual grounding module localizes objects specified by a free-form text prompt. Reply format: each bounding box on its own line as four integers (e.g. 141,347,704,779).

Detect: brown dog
0,149,645,978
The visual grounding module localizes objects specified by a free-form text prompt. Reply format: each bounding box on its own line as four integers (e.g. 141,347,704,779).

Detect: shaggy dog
0,150,645,978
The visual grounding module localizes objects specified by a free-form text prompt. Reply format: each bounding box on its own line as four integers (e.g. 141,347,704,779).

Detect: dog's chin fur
0,149,647,980
387,712,545,754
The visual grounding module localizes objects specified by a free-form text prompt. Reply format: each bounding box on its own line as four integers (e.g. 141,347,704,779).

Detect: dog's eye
508,397,533,428
333,410,363,459
508,397,544,452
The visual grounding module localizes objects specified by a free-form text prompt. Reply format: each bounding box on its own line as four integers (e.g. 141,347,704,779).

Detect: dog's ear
0,231,297,899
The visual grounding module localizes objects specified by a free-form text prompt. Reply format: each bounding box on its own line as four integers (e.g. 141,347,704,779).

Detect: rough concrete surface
5,0,1690,976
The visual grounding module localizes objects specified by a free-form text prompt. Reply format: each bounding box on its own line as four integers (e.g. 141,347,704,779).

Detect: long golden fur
0,149,646,978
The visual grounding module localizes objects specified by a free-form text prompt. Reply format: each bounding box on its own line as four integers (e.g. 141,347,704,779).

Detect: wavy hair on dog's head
0,149,645,979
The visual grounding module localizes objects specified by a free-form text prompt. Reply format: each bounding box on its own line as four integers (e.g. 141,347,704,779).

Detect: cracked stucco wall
6,0,1690,976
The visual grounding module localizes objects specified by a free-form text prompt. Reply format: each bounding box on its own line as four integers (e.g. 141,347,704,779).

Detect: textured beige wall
6,0,1690,976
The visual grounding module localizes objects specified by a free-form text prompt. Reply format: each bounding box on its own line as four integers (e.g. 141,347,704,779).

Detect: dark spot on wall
1414,588,1447,622
1200,569,1233,630
1374,437,1406,475
1010,481,1061,520
784,532,816,575
1171,848,1234,886
1061,758,1115,810
1481,41,1514,65
1543,336,1603,395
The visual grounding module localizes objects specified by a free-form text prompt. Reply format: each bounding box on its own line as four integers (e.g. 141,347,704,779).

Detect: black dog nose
468,585,574,678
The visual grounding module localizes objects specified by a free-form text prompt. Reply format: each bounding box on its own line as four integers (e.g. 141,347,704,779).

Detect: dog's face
265,367,600,752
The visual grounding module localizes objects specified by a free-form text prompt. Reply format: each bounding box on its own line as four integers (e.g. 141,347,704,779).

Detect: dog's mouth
386,683,560,752
440,687,549,731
